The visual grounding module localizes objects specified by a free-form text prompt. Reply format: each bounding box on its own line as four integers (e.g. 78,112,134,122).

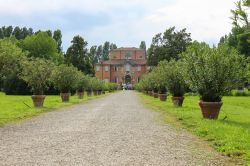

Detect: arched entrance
125,75,131,84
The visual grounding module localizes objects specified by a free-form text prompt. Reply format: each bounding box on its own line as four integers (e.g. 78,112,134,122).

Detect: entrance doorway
125,75,131,84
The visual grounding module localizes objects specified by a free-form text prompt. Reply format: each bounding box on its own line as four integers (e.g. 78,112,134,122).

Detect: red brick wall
109,49,146,60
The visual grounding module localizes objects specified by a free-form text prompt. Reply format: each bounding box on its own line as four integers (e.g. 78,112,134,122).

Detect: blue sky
0,0,235,51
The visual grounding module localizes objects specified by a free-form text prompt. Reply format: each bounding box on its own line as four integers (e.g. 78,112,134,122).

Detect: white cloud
145,0,236,44
0,0,237,48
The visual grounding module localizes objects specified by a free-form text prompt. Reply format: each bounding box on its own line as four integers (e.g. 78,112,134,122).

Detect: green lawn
138,93,250,164
0,92,107,126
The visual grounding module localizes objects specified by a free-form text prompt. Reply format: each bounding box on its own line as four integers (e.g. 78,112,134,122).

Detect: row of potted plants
135,42,247,119
20,58,119,107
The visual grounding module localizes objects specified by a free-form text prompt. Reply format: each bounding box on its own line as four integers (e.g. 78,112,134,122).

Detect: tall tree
4,26,13,37
147,27,192,66
20,32,62,63
12,27,22,40
139,41,146,50
102,41,110,61
220,0,250,57
53,30,63,53
0,28,4,39
89,45,98,64
65,35,94,75
110,43,117,50
96,45,103,62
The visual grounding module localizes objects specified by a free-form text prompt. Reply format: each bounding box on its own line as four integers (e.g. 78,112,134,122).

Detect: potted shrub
153,65,168,101
182,42,246,119
91,77,99,96
85,76,93,96
76,72,88,99
20,58,53,107
102,82,108,94
159,60,186,106
51,64,79,102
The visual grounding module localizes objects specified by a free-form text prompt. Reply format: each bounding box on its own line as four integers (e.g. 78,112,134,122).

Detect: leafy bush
3,74,31,95
157,60,186,96
181,42,246,102
20,32,63,63
51,64,79,93
76,72,89,92
20,58,54,95
231,89,250,96
0,39,31,95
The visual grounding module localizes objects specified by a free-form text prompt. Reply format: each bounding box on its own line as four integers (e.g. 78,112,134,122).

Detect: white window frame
137,65,141,71
96,65,100,72
125,64,131,72
104,66,109,72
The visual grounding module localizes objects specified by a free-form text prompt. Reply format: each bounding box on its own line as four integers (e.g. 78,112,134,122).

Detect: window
104,66,109,72
114,66,119,71
125,64,131,71
125,52,132,59
137,65,141,71
96,66,100,71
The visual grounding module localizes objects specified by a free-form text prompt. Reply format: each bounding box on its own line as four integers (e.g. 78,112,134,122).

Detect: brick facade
95,47,147,86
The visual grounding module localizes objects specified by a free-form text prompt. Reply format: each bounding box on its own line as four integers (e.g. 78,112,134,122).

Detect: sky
0,0,236,51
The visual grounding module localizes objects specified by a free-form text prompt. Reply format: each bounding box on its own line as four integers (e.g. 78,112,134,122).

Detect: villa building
95,47,147,87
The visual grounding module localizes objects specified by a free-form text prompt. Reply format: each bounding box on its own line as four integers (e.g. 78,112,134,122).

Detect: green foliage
65,35,94,75
102,41,110,61
0,39,26,78
107,82,118,91
158,60,186,96
3,75,31,95
52,30,63,53
147,27,192,66
139,41,146,50
231,89,250,96
20,32,63,63
51,64,79,93
20,58,54,95
76,72,89,92
137,71,159,92
181,42,246,102
220,1,250,57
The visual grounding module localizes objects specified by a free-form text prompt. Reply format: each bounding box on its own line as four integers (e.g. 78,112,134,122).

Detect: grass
138,93,250,164
0,92,108,126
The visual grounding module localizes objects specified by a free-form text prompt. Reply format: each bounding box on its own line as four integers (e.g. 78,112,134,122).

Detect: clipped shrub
51,64,79,93
20,58,54,95
181,42,246,102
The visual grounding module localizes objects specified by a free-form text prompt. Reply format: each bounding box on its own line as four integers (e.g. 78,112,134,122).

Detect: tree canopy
147,27,192,66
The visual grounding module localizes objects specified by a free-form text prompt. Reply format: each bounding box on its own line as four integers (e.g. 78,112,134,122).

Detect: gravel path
0,91,235,165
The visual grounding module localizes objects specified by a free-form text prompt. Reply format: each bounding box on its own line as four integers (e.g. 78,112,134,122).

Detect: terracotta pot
60,93,71,102
172,96,185,107
31,95,46,107
153,92,158,98
77,91,84,99
159,94,167,101
199,101,223,119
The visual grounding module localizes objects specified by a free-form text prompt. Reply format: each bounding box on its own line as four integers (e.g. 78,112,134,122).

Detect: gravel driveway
0,91,236,165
